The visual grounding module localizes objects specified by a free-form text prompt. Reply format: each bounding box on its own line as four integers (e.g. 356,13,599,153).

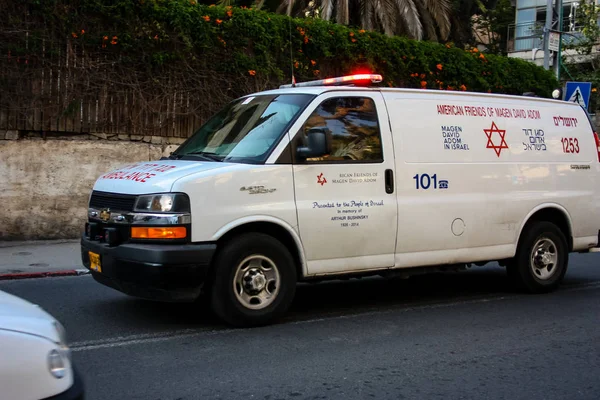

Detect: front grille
89,191,137,212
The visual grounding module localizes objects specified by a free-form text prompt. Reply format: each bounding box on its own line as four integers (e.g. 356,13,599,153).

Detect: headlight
134,193,190,213
47,349,67,379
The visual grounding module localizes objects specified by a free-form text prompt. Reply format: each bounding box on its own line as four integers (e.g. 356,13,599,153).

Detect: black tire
507,221,568,293
209,233,297,327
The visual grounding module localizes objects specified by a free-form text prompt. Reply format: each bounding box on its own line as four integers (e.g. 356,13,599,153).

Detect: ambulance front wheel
209,233,297,327
507,221,568,293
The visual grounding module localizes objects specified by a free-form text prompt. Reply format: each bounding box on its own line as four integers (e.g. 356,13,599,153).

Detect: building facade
508,0,600,66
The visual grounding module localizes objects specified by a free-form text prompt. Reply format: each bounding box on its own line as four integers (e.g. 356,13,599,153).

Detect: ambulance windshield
172,93,314,163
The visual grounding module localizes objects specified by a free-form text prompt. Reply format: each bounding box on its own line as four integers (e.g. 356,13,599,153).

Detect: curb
0,269,90,281
0,239,80,249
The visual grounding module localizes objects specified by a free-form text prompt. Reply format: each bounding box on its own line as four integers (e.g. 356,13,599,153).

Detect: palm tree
275,0,453,41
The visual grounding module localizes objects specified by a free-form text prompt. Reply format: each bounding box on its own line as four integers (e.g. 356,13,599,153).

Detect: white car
0,289,84,400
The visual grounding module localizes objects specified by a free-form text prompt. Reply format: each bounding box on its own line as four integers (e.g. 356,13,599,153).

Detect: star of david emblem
484,122,508,157
317,173,327,186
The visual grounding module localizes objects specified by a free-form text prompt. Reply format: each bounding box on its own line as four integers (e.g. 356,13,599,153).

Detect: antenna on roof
287,4,296,88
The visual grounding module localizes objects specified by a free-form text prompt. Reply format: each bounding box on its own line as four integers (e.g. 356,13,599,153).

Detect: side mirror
297,127,331,159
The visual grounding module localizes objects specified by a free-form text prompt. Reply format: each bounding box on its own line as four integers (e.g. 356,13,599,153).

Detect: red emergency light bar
279,74,383,89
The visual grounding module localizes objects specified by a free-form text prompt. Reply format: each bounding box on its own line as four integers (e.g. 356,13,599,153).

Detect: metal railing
507,21,588,53
507,22,544,52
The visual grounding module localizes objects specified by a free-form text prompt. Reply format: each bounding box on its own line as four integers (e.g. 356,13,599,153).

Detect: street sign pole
543,0,563,79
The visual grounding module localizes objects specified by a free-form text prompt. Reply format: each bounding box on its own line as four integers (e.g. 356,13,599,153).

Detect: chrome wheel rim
530,237,559,281
233,255,280,310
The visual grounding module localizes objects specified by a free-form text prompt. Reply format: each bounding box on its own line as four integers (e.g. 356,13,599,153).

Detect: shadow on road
6,258,596,342
92,265,517,329
288,266,513,319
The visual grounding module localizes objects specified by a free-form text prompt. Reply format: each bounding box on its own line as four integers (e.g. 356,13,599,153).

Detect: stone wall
0,131,185,240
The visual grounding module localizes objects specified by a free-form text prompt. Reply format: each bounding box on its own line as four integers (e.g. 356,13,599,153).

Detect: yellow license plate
89,251,102,273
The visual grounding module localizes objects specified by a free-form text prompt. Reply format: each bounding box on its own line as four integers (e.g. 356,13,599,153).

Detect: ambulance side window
297,96,383,163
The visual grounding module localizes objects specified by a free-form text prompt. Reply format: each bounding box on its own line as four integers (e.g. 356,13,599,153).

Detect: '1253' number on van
561,137,579,154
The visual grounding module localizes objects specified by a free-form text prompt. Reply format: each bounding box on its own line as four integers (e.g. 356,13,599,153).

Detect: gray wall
0,133,181,240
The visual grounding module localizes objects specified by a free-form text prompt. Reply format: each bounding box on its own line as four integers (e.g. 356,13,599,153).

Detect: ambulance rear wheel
508,221,568,293
209,233,297,327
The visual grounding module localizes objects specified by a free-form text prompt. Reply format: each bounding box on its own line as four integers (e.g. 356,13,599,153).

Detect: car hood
93,160,227,195
0,290,60,343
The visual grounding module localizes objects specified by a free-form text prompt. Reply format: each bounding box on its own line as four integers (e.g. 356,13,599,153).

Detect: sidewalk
0,239,88,280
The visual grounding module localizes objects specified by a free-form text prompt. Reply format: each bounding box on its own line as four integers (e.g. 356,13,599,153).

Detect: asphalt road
2,254,600,400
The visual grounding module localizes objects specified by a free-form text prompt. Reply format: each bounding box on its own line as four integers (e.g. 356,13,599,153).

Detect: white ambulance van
81,74,600,327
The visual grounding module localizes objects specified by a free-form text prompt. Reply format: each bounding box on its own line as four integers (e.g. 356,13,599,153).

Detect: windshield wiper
183,151,224,162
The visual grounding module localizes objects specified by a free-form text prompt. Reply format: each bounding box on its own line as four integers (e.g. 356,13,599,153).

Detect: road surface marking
70,281,600,352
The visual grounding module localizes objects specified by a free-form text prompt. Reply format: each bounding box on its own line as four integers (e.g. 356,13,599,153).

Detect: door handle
385,169,394,194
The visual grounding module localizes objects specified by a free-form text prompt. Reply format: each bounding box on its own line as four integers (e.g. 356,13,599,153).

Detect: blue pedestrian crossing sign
564,81,592,110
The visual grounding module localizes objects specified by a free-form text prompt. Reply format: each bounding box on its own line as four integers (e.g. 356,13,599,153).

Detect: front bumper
81,236,216,302
43,366,84,400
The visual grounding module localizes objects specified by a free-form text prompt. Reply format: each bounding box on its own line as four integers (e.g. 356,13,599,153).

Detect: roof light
279,74,383,89
552,88,563,99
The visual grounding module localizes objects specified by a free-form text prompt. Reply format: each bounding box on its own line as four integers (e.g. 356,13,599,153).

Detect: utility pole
553,0,563,79
543,0,564,79
543,0,554,70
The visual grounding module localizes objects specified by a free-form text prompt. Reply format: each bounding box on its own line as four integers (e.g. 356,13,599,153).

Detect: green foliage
448,0,506,48
574,0,600,55
471,0,515,55
5,0,558,98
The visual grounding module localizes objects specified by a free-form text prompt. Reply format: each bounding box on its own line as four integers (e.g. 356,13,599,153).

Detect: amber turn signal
131,227,187,239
